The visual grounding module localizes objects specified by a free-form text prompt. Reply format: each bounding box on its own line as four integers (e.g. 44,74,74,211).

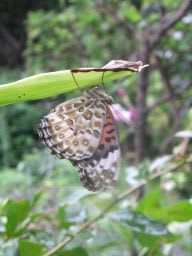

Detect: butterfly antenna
71,71,83,92
101,71,108,94
101,71,132,125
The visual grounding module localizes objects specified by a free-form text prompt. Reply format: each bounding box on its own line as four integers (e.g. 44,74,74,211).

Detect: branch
147,85,191,112
0,24,25,65
155,55,176,98
42,159,192,256
0,24,20,50
148,94,174,112
134,60,150,162
160,97,192,154
151,0,192,48
96,0,134,35
134,0,191,162
155,55,179,118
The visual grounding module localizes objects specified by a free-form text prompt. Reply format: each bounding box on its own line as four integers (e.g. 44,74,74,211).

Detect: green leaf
138,193,192,223
19,240,44,256
137,234,163,256
137,188,161,212
109,210,170,236
96,241,122,252
15,212,42,237
112,221,133,244
30,192,42,208
159,201,192,222
121,3,142,23
3,199,42,237
0,61,147,106
4,200,31,237
57,207,72,229
54,247,88,256
138,231,178,246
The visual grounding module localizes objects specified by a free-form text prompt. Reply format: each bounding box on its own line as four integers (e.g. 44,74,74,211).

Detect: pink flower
129,107,137,122
118,88,127,98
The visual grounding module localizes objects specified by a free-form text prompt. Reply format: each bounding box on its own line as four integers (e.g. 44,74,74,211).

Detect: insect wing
72,106,120,191
38,95,106,160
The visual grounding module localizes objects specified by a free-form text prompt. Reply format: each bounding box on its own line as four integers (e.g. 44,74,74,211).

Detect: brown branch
148,94,174,112
135,65,150,162
157,1,166,21
160,97,192,154
0,24,20,50
147,85,191,112
42,159,192,256
174,138,191,158
155,56,176,98
151,0,192,48
0,24,25,65
96,0,134,36
155,55,179,118
134,0,191,162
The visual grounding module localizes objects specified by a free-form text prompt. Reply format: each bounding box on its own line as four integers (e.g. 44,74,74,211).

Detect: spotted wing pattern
38,95,106,161
72,106,120,191
38,88,120,192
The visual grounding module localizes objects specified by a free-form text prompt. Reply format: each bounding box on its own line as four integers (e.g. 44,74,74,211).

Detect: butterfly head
85,87,114,105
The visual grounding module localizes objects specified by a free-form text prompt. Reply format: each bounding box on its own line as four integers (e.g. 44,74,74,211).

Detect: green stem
0,69,135,106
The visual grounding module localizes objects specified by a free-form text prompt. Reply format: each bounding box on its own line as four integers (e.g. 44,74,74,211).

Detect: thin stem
150,0,192,48
42,159,191,256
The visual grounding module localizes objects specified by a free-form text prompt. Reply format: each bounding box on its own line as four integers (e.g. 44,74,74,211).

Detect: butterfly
38,87,120,192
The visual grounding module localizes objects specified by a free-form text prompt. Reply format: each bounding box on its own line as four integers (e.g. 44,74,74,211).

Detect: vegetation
0,0,192,255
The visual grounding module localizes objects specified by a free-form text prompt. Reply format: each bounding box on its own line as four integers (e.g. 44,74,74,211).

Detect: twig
160,97,192,154
138,247,149,256
42,159,191,256
147,85,191,112
0,24,19,50
96,0,134,35
135,62,150,162
155,55,179,118
150,0,192,48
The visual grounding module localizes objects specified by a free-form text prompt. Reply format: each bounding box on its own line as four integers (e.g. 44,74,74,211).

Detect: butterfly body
38,87,120,191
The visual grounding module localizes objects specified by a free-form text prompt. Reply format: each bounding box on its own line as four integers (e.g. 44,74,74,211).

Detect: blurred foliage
0,153,191,256
0,0,192,255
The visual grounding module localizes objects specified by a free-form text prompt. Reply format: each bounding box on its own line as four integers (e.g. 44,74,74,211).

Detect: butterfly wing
72,106,120,191
38,95,106,160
